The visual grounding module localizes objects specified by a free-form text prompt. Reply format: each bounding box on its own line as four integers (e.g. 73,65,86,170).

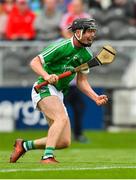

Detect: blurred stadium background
0,0,136,133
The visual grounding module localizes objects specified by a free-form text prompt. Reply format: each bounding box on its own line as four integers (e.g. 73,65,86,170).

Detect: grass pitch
0,130,136,179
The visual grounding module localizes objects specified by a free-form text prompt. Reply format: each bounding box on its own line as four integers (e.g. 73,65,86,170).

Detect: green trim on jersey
38,38,93,94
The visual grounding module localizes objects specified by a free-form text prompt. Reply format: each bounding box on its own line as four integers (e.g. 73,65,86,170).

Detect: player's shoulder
50,38,72,50
40,38,71,55
84,47,93,56
78,47,93,60
55,38,71,46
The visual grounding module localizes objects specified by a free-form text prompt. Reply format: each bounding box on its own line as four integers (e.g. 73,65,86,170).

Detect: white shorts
31,82,67,113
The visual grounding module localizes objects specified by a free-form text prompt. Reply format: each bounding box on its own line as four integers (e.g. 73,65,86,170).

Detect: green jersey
38,37,93,93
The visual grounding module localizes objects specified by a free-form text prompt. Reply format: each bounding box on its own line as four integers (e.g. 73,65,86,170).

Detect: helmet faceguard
68,18,97,47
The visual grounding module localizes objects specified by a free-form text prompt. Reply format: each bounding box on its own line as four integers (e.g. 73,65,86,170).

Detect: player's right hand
44,74,59,84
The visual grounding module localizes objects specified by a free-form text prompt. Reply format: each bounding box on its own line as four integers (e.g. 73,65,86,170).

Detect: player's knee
56,139,71,149
63,139,71,148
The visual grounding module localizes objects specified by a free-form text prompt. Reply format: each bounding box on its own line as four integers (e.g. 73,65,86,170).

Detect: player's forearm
30,56,49,78
78,81,98,101
77,73,98,102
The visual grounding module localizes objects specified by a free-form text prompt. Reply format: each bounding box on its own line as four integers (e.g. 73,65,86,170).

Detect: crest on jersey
73,55,83,64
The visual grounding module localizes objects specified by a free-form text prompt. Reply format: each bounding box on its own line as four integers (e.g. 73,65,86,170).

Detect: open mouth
88,39,93,42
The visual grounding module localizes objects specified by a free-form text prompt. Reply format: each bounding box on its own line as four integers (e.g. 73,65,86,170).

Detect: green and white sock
43,147,55,159
23,140,35,151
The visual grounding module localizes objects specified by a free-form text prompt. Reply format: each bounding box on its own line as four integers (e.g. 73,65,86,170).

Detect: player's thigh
38,96,68,122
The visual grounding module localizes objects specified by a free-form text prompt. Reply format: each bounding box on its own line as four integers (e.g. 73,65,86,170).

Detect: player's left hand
95,95,108,106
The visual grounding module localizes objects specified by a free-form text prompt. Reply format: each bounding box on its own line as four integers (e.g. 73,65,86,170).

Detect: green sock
44,147,55,157
23,140,35,151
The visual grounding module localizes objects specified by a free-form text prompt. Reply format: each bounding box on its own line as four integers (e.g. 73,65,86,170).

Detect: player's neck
73,36,83,48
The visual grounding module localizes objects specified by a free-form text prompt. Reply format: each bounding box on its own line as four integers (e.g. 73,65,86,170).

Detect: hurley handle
34,71,73,93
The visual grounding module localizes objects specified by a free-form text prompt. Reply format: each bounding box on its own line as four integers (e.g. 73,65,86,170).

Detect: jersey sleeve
38,45,58,64
38,39,70,65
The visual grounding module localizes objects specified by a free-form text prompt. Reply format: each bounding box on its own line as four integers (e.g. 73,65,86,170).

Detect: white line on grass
1,166,136,172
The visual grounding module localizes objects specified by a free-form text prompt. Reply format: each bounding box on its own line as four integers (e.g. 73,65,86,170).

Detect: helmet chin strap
74,30,92,47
